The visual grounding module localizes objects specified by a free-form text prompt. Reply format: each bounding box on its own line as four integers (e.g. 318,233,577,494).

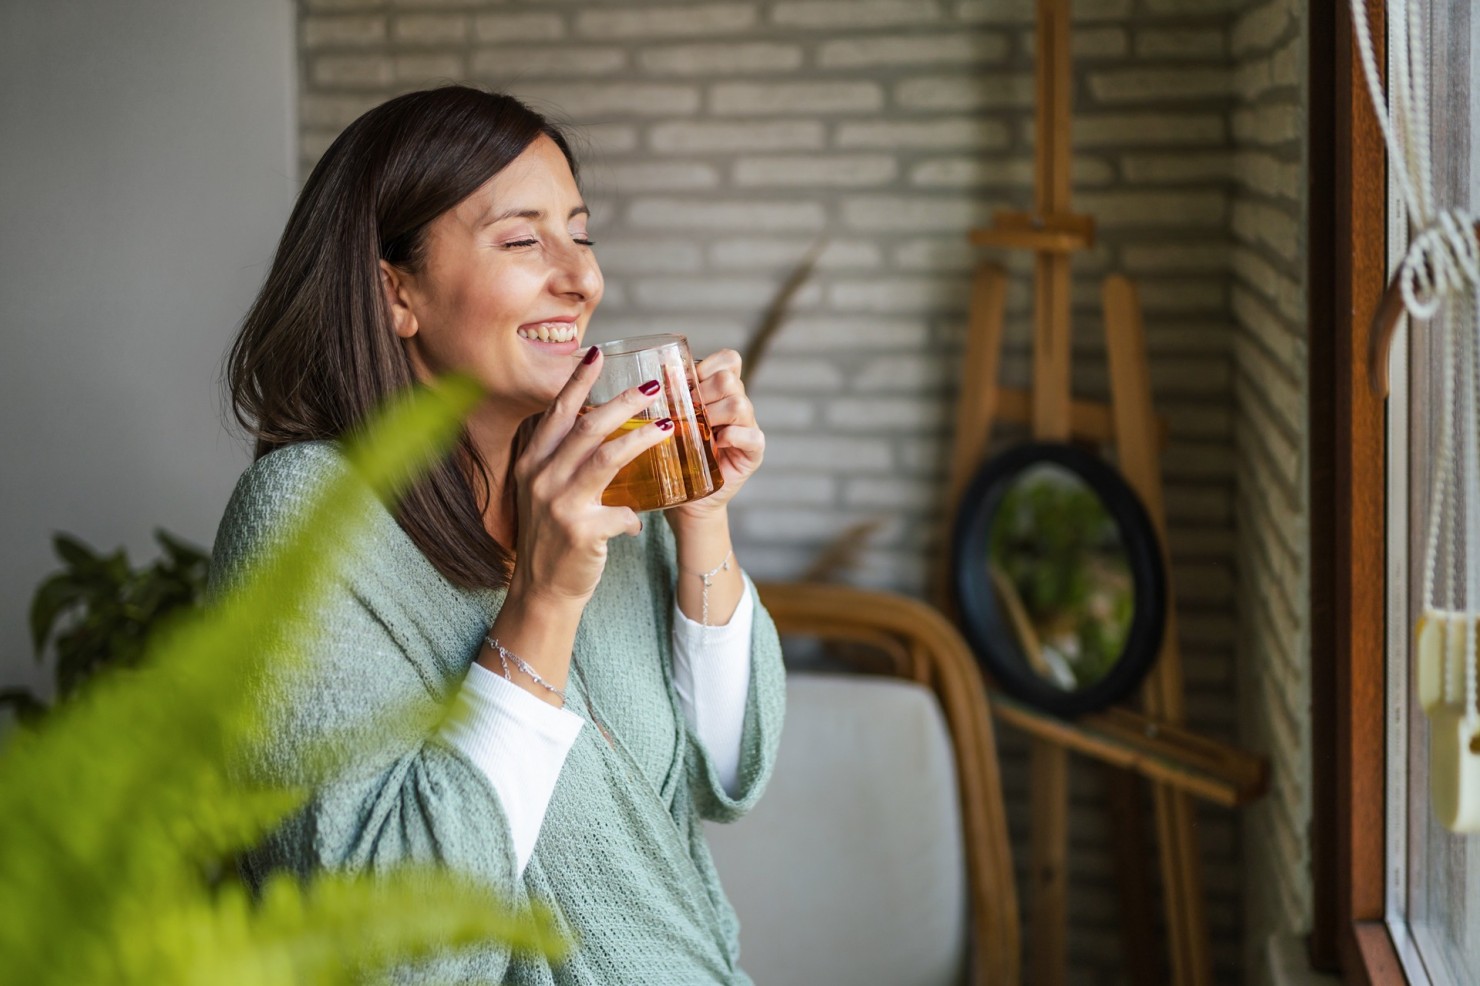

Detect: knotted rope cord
1350,0,1480,724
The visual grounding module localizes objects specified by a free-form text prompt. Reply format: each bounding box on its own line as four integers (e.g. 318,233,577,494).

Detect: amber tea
596,411,722,512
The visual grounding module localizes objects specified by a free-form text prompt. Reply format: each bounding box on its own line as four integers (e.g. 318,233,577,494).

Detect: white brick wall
392,13,468,46
770,0,943,29
576,5,757,39
640,42,802,74
295,3,1264,981
835,116,1011,149
711,80,883,114
649,118,823,151
471,47,628,78
1227,2,1311,984
472,12,565,43
817,34,1010,68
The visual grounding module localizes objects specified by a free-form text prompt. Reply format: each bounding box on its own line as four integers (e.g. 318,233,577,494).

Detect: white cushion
705,673,967,986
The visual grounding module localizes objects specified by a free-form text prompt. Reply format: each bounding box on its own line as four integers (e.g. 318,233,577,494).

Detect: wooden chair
705,581,1020,985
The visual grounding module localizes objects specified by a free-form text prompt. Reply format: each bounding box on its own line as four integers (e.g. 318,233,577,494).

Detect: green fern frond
0,376,560,986
99,871,564,986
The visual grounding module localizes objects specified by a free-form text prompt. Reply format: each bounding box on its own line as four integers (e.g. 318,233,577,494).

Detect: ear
378,260,419,340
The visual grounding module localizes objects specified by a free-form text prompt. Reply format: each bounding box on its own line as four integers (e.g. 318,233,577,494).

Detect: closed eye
501,237,596,249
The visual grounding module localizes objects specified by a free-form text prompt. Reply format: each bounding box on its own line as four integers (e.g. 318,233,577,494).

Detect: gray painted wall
0,0,296,698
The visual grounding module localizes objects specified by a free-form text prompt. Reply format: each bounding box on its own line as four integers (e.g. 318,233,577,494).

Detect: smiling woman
378,136,605,430
215,86,782,985
227,90,584,587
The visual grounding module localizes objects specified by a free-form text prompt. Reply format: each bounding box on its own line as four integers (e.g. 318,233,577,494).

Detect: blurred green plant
0,376,564,985
0,529,211,723
990,468,1134,687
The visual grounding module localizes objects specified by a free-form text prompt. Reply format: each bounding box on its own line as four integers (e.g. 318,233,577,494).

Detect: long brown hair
226,86,576,589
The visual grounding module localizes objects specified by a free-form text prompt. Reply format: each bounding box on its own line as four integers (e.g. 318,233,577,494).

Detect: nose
550,239,603,303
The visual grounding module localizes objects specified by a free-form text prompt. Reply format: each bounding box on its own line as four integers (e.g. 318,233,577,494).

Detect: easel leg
937,262,1009,613
1102,274,1212,986
1154,787,1210,984
1029,741,1069,986
1027,239,1074,986
1032,254,1074,440
1106,767,1161,984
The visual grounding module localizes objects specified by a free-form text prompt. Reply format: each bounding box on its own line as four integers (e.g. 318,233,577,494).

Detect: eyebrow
482,205,590,226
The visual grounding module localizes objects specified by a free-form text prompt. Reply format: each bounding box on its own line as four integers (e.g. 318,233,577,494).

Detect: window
1384,2,1480,982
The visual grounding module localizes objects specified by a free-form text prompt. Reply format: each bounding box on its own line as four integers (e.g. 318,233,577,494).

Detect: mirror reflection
986,463,1135,692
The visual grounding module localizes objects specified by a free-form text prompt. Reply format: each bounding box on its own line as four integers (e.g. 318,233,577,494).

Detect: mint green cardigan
209,441,787,984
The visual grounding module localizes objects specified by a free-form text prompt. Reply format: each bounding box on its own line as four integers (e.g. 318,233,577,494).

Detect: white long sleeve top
438,577,756,875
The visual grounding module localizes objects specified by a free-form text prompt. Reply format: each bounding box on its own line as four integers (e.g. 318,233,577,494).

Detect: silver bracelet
696,548,734,629
485,636,566,703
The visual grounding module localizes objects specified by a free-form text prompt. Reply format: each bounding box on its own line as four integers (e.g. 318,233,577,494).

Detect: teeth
518,323,578,343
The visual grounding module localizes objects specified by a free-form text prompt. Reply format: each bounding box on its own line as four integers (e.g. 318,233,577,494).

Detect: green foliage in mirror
0,377,566,985
988,464,1134,690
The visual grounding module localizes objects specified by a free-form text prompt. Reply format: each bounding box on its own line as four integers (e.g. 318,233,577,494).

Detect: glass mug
584,334,724,513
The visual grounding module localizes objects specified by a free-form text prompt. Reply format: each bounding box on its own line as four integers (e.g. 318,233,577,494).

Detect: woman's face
382,134,603,420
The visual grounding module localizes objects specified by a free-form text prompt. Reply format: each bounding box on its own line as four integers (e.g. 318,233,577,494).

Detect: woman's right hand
506,346,673,608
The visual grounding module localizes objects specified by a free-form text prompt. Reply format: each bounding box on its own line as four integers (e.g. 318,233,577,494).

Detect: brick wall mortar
295,3,1265,981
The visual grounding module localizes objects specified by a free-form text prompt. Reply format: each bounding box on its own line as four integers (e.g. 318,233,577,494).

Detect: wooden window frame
1310,0,1405,982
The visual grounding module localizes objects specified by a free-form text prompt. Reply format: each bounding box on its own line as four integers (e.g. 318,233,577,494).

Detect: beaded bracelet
697,548,733,629
486,636,566,704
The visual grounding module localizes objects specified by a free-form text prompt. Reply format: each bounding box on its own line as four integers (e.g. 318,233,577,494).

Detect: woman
210,86,784,984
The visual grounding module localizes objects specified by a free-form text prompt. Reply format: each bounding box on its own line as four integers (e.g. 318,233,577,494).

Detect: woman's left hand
669,348,763,526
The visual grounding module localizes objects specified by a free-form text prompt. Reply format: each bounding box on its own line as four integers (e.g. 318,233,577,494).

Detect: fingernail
582,345,599,365
655,417,674,431
639,380,661,396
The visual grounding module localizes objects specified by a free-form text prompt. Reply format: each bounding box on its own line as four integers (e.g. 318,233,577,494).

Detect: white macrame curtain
1350,0,1480,831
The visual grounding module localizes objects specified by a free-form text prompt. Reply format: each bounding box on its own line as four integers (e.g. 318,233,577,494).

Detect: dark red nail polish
582,345,599,365
639,380,661,396
656,417,674,431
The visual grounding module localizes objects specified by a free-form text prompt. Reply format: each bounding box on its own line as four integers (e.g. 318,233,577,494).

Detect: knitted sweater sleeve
653,517,787,824
209,444,520,980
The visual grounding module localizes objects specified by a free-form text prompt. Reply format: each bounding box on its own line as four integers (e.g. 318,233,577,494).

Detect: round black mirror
951,442,1166,717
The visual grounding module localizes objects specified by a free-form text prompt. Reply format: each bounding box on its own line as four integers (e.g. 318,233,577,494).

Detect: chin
518,381,566,415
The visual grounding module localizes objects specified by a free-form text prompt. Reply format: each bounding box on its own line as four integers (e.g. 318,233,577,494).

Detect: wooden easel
943,1,1229,983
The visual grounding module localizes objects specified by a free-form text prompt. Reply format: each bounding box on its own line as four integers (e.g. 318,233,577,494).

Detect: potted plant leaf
1,529,210,724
